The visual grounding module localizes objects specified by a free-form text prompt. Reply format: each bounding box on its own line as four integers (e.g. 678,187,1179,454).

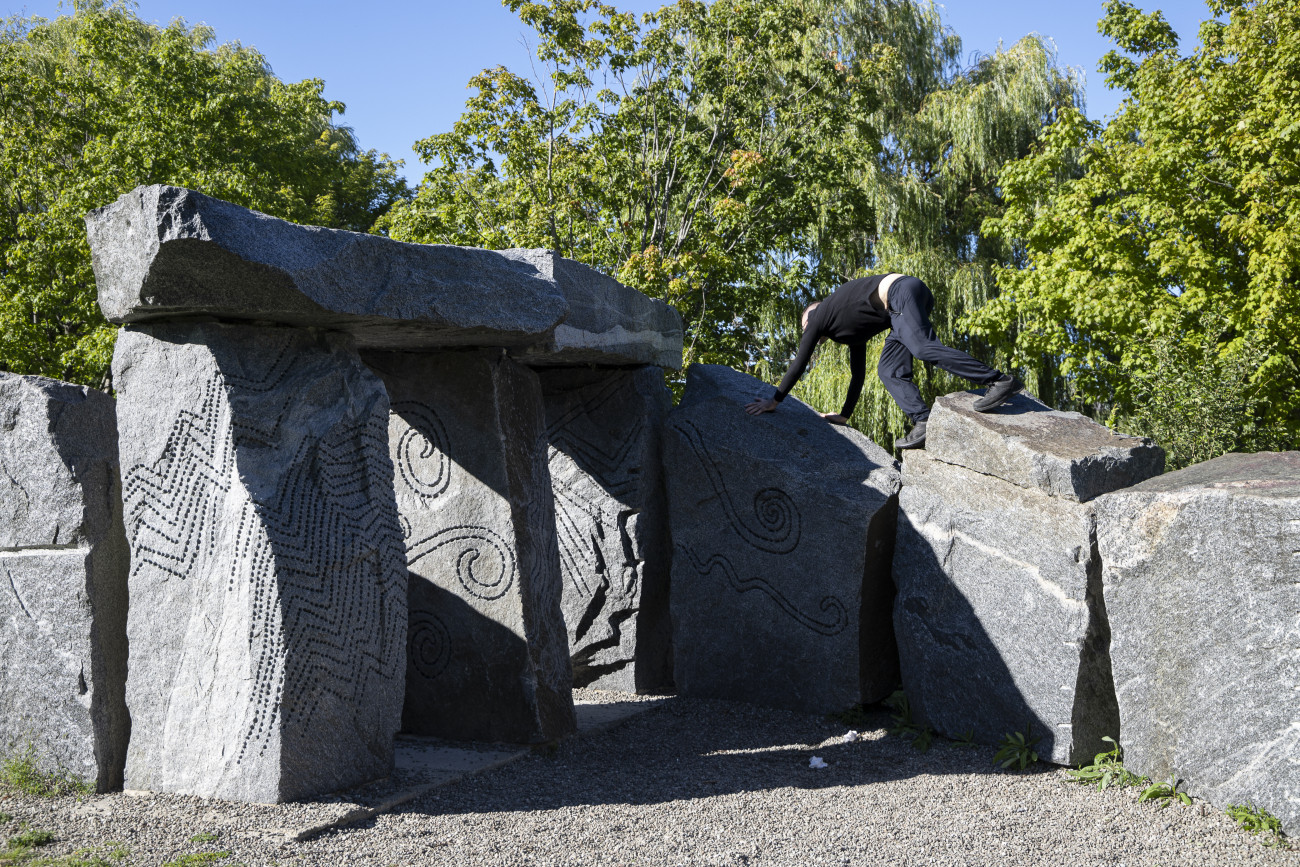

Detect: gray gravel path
2,690,1295,866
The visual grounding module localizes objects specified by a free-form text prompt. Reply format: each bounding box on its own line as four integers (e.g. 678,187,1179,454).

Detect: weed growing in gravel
829,704,872,729
948,729,976,749
0,833,127,867
1066,737,1147,791
0,746,92,798
883,691,935,753
188,834,219,844
1138,774,1192,808
161,853,232,866
1,826,56,865
992,729,1040,770
1225,802,1288,848
0,816,9,825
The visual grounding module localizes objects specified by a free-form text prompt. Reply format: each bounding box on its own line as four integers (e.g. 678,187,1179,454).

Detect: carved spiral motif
391,401,451,500
752,488,798,540
408,610,451,680
408,526,517,601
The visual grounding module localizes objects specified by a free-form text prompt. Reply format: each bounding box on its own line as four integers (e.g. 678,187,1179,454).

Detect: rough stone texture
663,364,901,714
894,451,1117,765
113,322,407,803
364,350,577,744
539,367,673,694
0,374,128,791
926,392,1165,503
894,391,1163,765
1095,451,1300,834
500,249,683,369
87,185,567,348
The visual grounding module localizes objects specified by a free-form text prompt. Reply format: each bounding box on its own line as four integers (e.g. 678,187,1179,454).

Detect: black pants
878,276,999,423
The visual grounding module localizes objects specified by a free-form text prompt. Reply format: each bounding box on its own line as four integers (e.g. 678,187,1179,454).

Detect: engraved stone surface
87,185,567,349
500,249,683,369
364,350,577,744
663,364,901,714
893,394,1162,765
926,392,1165,502
113,322,407,803
893,450,1117,765
1095,451,1300,833
0,374,128,791
540,367,673,693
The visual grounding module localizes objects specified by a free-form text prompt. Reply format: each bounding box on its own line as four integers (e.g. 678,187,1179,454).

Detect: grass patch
161,854,231,867
187,834,219,844
0,747,91,798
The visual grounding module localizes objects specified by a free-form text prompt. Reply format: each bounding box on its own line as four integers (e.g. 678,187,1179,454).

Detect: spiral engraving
408,610,451,680
407,525,516,601
391,401,451,500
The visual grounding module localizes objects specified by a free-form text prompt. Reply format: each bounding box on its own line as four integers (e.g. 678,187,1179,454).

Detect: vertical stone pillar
113,322,406,802
365,350,576,744
0,374,128,792
539,367,673,694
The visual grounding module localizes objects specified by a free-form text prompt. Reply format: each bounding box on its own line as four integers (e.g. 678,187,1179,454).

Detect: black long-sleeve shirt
772,275,892,418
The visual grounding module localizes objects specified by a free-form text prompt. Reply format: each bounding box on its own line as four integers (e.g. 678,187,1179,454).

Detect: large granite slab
540,367,673,693
663,364,901,714
894,391,1163,764
87,185,567,348
1096,451,1300,834
0,374,128,791
501,250,683,369
114,322,407,802
364,350,577,744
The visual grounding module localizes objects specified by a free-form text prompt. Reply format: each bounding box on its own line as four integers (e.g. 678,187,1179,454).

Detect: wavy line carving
678,545,846,636
671,419,801,554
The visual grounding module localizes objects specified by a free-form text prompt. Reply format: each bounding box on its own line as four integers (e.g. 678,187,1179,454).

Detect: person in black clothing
745,274,1022,448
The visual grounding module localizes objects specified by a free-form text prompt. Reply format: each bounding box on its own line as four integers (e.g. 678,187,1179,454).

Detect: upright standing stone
894,392,1163,764
364,350,577,744
539,367,673,693
0,374,128,791
663,365,901,714
113,322,407,802
1096,452,1300,834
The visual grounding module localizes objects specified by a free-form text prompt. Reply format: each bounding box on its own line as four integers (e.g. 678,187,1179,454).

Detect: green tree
0,0,407,387
969,0,1300,457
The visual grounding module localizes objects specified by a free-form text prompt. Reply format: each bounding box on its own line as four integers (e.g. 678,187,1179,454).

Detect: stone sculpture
365,350,577,744
540,367,673,693
113,322,407,802
894,392,1163,764
1096,451,1300,834
0,374,128,791
663,364,901,714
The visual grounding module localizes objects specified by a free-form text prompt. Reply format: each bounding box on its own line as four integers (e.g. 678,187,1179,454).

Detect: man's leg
876,333,931,423
887,277,1003,384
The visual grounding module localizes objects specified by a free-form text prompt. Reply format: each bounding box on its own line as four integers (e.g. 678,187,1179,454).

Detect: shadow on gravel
389,697,1059,818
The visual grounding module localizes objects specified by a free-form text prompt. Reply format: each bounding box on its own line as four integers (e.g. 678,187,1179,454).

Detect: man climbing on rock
744,273,1021,448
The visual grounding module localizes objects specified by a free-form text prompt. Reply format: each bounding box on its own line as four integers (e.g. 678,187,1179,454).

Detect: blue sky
9,0,1216,184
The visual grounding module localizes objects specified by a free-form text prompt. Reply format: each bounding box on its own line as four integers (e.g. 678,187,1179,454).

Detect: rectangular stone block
1096,451,1300,834
114,322,407,802
539,367,673,694
364,350,577,744
0,374,127,792
664,365,901,715
894,450,1117,765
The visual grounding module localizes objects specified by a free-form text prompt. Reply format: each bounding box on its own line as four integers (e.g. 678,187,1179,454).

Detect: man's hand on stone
820,413,848,426
745,397,778,416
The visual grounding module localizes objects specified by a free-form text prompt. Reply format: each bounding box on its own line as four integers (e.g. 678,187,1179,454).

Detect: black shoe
974,375,1023,412
896,420,927,449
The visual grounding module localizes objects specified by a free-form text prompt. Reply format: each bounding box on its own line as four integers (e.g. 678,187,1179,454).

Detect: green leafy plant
0,816,9,825
1066,736,1147,791
829,704,872,729
0,746,92,797
1138,774,1192,808
993,729,1040,770
1225,802,1288,848
188,834,219,845
161,854,231,867
6,830,54,849
949,729,976,749
882,691,934,752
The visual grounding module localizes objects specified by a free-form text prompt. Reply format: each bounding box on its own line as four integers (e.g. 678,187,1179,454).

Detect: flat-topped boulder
0,374,128,792
1096,451,1300,834
86,186,683,367
894,389,1164,764
664,365,901,714
927,392,1164,503
501,250,682,369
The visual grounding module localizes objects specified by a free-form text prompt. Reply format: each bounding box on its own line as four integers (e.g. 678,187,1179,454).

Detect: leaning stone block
1096,451,1300,834
87,185,567,349
364,350,576,744
663,365,901,714
894,391,1162,765
113,323,407,802
501,249,683,369
0,374,127,791
539,367,673,693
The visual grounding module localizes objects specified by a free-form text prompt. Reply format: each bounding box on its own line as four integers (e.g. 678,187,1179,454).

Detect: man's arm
745,323,822,415
838,342,867,419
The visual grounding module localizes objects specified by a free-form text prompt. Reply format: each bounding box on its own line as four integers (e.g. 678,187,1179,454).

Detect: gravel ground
1,689,1295,867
